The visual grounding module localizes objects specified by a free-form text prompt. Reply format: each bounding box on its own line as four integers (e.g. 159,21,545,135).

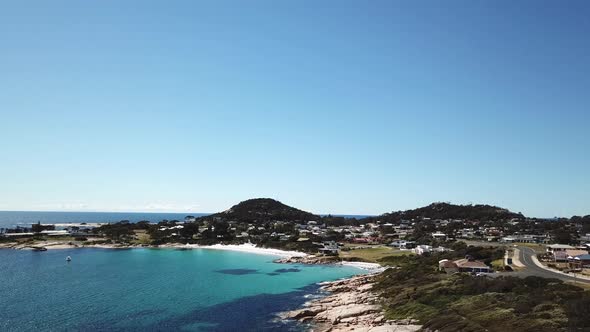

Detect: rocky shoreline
282,274,421,332
274,255,340,265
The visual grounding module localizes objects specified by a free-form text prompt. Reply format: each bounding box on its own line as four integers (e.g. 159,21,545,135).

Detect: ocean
0,211,210,229
0,248,364,331
0,211,373,229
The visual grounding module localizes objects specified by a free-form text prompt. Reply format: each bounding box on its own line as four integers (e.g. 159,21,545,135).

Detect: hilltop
201,198,319,223
365,202,525,223
199,200,526,224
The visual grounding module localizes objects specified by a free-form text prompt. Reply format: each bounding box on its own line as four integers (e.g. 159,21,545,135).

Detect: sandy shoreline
197,243,308,257
0,241,309,257
1,241,384,276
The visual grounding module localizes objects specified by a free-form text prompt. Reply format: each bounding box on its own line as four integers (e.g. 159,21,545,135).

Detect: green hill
203,198,319,223
367,202,525,222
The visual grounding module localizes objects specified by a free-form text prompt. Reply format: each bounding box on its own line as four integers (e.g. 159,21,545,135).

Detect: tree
31,222,42,233
552,229,575,244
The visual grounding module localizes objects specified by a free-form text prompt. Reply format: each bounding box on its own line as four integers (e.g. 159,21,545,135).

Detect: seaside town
2,200,589,268
2,199,590,331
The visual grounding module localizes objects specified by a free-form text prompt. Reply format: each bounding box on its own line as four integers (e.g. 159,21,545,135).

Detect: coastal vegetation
374,250,590,331
364,202,526,223
2,198,590,330
204,198,319,223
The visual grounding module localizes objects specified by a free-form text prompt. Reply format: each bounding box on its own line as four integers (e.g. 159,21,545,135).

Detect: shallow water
0,248,363,331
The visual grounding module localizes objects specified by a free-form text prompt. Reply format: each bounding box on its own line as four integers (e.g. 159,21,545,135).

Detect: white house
432,232,447,240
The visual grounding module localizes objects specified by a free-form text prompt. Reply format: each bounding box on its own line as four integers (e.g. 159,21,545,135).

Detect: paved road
517,246,590,284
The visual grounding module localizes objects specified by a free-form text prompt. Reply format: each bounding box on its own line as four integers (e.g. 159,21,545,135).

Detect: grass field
463,240,546,254
491,258,505,269
132,230,151,245
339,245,413,263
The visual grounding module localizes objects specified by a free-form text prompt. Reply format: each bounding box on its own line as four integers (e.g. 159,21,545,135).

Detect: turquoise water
0,248,363,331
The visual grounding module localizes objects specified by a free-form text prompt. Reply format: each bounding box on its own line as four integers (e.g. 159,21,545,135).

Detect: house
235,232,249,238
565,249,588,258
553,251,569,262
389,240,416,249
501,237,517,243
318,241,339,255
574,254,590,267
431,232,447,240
381,223,394,231
415,245,432,255
546,244,575,253
453,257,494,273
353,237,379,244
439,259,459,274
40,230,70,236
547,244,576,262
415,245,448,255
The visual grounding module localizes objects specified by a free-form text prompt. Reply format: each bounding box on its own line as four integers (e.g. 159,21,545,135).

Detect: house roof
565,250,588,257
454,258,489,269
547,244,575,249
439,260,457,268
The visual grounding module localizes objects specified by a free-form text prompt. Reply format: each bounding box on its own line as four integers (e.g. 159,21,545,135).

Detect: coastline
1,239,405,330
0,241,384,273
0,241,307,257
282,274,421,332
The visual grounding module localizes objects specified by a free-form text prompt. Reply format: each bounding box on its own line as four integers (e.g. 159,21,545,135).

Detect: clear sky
1,1,589,217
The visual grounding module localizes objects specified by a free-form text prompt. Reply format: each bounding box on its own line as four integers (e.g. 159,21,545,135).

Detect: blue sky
1,1,589,217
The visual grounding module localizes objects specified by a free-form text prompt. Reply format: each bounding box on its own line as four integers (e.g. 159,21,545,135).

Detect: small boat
66,256,72,262
32,246,47,252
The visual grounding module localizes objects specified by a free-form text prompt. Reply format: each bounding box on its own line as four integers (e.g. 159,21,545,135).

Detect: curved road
517,246,590,284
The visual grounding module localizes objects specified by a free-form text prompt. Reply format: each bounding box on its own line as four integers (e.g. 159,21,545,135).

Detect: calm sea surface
0,211,210,228
0,211,373,229
0,248,364,331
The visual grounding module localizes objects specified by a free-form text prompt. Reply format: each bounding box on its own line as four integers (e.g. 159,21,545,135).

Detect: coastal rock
315,304,381,322
282,272,422,332
273,255,340,265
285,306,324,319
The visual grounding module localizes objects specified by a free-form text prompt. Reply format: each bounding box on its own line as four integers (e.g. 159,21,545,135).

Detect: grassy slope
339,246,413,263
374,254,590,332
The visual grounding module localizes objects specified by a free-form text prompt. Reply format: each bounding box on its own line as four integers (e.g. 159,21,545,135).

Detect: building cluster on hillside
2,214,589,259
544,244,590,266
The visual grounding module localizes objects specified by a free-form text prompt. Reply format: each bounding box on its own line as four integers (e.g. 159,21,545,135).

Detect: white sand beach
340,261,384,271
199,243,308,257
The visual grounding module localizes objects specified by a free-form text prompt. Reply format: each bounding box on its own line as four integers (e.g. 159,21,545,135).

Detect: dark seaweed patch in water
214,269,259,275
105,284,322,332
266,272,280,276
274,268,301,273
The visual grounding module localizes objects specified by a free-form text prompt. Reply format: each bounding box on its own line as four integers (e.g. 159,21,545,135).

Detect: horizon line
0,210,377,217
